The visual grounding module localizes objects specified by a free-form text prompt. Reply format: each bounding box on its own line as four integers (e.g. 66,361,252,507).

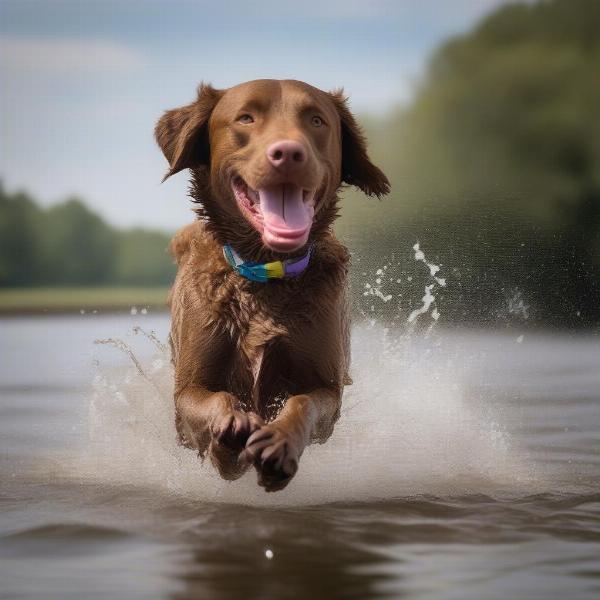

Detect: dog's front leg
240,387,341,491
176,385,264,480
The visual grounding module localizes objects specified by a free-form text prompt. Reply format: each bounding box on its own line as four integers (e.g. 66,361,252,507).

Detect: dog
156,79,389,491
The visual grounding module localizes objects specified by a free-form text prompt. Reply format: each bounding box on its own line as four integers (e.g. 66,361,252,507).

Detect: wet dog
156,79,389,491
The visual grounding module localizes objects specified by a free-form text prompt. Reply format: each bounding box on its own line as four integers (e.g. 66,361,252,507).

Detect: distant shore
0,287,170,315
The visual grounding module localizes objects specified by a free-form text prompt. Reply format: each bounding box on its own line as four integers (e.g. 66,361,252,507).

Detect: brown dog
156,79,389,491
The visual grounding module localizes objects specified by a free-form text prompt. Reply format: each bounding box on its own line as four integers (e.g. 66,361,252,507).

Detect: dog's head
156,79,389,253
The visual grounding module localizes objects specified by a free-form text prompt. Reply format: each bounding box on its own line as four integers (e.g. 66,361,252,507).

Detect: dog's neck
222,242,314,282
189,168,341,264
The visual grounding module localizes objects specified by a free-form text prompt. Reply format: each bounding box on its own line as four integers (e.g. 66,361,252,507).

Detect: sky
0,0,517,231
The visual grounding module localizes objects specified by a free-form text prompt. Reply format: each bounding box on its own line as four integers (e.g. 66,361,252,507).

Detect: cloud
0,36,145,73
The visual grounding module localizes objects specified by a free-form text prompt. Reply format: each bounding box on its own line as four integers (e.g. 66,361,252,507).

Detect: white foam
65,321,532,507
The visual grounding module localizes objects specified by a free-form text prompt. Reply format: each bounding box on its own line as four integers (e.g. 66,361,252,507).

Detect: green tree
40,198,119,285
341,0,600,324
0,187,176,288
115,228,174,285
0,182,43,286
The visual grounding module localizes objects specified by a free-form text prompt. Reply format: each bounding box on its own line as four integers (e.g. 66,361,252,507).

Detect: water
1,313,600,599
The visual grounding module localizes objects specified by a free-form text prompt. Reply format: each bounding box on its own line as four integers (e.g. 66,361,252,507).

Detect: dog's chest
221,284,298,410
235,295,288,371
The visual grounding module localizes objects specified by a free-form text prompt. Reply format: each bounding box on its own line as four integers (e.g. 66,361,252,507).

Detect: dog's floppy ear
329,89,390,198
155,83,223,181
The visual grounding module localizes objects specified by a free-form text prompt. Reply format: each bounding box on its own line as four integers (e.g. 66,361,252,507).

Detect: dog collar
222,243,313,283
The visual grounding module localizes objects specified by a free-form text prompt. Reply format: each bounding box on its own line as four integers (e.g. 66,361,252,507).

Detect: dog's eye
237,114,254,124
311,115,324,127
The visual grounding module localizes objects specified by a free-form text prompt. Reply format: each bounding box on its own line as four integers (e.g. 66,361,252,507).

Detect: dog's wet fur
156,79,389,491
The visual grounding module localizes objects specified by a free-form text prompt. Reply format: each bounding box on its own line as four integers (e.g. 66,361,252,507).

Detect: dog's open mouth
232,177,315,252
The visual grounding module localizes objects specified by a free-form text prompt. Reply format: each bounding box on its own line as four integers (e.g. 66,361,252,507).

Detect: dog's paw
239,424,300,492
211,410,264,451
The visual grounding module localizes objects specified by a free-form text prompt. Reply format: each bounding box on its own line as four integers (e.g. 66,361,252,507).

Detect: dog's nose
267,140,307,170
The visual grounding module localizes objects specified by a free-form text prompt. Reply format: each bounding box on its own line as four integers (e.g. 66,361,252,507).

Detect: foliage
338,0,600,325
0,182,175,287
0,189,43,286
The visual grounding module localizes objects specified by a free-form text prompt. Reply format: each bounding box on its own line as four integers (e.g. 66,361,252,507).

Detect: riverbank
0,287,170,315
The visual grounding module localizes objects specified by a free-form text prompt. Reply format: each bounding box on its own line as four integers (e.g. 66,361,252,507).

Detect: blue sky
1,0,515,230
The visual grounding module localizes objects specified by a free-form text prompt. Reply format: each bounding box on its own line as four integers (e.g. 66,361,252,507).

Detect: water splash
60,318,535,507
407,242,446,325
55,242,537,505
507,288,530,320
413,242,446,287
132,326,168,353
363,266,393,303
358,242,447,332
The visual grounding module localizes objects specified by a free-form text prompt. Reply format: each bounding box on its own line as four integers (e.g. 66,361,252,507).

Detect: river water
1,313,599,599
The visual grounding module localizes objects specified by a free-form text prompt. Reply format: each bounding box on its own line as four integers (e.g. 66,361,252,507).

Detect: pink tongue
258,184,313,238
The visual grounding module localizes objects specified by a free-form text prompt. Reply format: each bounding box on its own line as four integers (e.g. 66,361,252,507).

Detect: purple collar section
283,245,313,277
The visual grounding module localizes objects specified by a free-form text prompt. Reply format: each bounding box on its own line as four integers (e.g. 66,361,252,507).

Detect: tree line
0,184,175,287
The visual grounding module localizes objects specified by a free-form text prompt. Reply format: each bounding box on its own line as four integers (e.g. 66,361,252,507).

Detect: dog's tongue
258,184,313,250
